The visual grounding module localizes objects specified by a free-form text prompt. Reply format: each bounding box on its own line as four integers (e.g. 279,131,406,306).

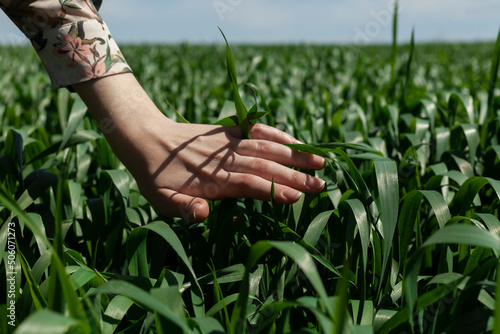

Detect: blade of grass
390,0,399,86
165,98,190,123
480,28,500,148
91,280,191,333
494,259,500,334
101,296,134,334
381,276,464,334
230,241,333,333
401,28,415,107
59,98,87,151
373,160,399,292
18,249,47,310
219,27,249,139
422,224,500,256
47,252,88,322
14,309,90,334
339,200,369,276
128,221,205,317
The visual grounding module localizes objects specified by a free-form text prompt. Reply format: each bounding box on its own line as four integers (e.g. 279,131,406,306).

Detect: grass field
1,30,500,333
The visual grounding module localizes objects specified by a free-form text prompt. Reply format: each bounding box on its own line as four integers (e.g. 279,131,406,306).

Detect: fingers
218,172,308,204
150,188,210,223
249,123,303,145
227,123,301,144
227,123,326,170
234,138,326,170
227,156,325,193
136,122,327,222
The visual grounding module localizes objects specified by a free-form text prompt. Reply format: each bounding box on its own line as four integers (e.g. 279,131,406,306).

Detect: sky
0,0,499,45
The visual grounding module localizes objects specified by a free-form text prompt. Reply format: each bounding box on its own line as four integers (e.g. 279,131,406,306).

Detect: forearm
73,72,164,131
72,73,172,177
1,0,131,89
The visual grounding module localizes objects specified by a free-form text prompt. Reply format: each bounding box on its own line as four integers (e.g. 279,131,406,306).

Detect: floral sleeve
0,0,131,89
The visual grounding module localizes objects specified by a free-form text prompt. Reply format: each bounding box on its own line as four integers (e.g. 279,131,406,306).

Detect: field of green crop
1,28,500,333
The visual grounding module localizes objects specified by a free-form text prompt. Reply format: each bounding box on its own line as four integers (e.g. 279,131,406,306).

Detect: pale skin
73,73,326,222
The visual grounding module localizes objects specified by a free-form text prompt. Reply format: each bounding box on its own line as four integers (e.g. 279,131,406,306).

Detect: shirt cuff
36,19,131,89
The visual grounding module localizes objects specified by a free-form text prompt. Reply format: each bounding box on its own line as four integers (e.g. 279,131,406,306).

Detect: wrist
73,72,174,169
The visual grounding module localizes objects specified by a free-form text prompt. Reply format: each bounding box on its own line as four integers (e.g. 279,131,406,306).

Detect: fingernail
307,154,326,168
282,189,302,202
306,177,325,190
191,203,201,221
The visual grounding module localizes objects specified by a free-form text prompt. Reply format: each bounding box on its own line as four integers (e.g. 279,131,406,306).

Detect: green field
1,35,500,333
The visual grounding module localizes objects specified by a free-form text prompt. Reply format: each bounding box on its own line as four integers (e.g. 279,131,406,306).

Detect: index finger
226,123,301,144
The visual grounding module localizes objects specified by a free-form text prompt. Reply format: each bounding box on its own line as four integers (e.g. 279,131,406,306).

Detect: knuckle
251,123,267,136
235,174,255,188
289,170,304,185
250,158,269,172
254,140,272,153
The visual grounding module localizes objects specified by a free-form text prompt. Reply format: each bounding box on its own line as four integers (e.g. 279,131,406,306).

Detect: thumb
149,188,210,223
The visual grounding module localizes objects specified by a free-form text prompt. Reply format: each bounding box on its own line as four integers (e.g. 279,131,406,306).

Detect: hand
74,74,325,222
122,119,326,222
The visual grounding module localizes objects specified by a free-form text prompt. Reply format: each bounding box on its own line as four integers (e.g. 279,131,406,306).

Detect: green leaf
165,98,190,124
422,224,500,256
390,0,398,85
14,309,90,334
419,190,451,229
189,317,226,333
381,277,464,334
59,98,87,151
339,200,369,274
18,250,47,311
218,27,238,87
480,28,500,147
0,182,51,248
303,210,335,246
17,169,58,211
196,264,245,286
449,93,475,125
333,149,372,203
401,28,414,107
284,143,331,159
247,110,271,123
450,176,500,216
47,252,87,322
230,241,332,333
91,280,191,333
494,260,500,334
456,123,479,168
205,293,239,318
101,169,130,204
219,27,249,139
101,296,134,334
153,286,187,334
403,223,500,326
213,115,239,126
398,190,423,272
475,213,500,237
129,221,205,317
373,160,399,283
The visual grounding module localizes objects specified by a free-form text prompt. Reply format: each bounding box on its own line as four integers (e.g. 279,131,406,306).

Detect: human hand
121,118,325,222
74,74,325,222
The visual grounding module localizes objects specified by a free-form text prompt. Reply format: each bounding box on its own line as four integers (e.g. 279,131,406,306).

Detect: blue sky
1,0,499,44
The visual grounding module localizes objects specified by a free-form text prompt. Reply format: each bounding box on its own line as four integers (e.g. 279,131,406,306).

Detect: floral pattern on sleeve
0,0,131,89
